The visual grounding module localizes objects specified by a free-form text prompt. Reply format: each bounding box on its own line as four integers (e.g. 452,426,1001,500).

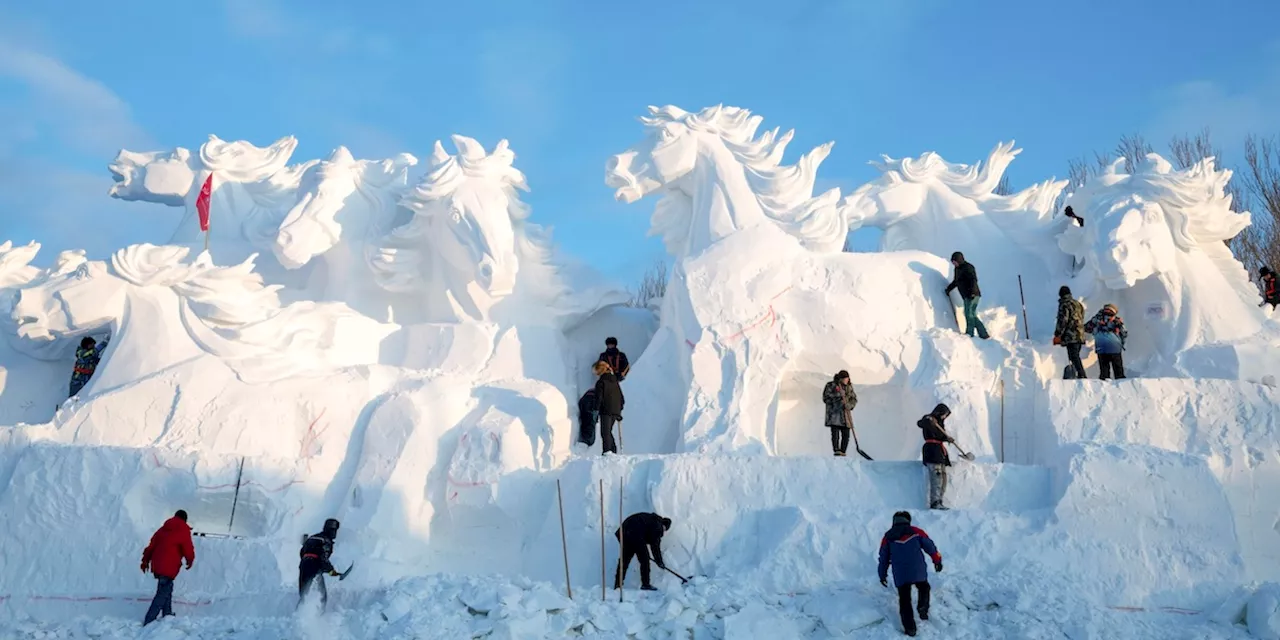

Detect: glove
880,578,888,588
329,570,340,577
185,560,193,570
934,560,943,573
1052,335,1062,346
141,562,149,573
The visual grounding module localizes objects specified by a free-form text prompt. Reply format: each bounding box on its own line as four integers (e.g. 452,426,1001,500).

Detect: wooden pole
1017,275,1031,340
618,480,624,602
227,457,244,533
617,418,624,453
599,479,606,601
556,479,573,599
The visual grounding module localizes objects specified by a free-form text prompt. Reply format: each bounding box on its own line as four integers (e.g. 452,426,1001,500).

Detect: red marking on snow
685,339,695,349
298,409,330,472
720,286,793,344
148,450,301,493
447,474,491,488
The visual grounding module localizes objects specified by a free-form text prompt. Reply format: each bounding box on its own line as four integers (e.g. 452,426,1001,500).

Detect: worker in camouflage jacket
1053,286,1086,379
822,370,858,456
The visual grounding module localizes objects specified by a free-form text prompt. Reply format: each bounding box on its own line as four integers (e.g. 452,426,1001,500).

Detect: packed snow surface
3,104,1280,638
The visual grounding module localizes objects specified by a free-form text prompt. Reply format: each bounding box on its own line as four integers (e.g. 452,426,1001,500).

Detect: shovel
662,566,690,584
953,442,976,461
843,406,874,461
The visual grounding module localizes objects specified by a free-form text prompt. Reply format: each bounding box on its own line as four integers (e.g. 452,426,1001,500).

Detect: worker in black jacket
593,361,625,454
614,512,671,591
298,518,342,610
944,251,989,340
597,337,631,381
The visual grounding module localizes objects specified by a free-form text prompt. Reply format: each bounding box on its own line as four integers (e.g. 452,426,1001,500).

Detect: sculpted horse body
1060,154,1269,375
604,105,969,457
272,147,418,318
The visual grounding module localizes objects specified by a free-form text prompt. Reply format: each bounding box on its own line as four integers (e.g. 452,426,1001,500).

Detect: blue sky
2,0,1279,286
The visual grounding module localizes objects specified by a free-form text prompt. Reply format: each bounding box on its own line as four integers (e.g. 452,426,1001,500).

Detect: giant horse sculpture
840,142,1072,340
108,135,316,286
371,135,628,328
272,147,418,318
1059,154,1273,376
604,105,981,458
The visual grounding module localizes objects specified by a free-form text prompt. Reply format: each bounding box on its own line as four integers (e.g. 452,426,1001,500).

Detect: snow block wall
1046,379,1280,585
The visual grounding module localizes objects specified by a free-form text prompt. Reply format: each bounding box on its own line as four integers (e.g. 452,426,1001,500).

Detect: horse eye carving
74,264,90,280
449,206,462,223
659,128,675,143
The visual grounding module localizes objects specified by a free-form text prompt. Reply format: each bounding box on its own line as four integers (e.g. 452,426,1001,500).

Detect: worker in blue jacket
878,511,943,637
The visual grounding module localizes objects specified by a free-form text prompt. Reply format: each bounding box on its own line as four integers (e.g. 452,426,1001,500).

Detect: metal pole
227,457,245,533
1017,275,1031,340
618,480,624,602
556,479,573,599
599,479,605,601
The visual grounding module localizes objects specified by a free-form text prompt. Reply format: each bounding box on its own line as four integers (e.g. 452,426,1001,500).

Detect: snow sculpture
606,105,992,457
1059,154,1271,376
272,147,418,317
108,135,315,267
841,142,1072,339
605,105,848,258
374,135,628,326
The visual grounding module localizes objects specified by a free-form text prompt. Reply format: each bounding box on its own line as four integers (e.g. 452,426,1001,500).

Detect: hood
930,403,950,419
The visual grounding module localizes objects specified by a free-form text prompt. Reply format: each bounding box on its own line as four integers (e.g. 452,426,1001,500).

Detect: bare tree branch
1233,134,1280,273
626,259,668,308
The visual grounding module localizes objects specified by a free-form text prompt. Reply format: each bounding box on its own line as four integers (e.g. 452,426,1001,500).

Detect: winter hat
1262,267,1273,277
175,510,188,521
605,337,618,346
950,251,964,263
1103,303,1118,313
931,403,951,419
323,518,340,539
1059,285,1072,297
80,336,96,349
661,517,672,530
834,370,850,381
1064,206,1075,216
892,511,911,526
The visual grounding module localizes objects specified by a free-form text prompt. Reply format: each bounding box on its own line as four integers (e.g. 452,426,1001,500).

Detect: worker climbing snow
140,509,194,626
69,335,110,398
614,512,671,591
1053,285,1087,379
918,404,955,510
822,370,858,457
298,518,342,611
944,252,989,340
593,361,624,454
598,337,631,381
877,510,943,637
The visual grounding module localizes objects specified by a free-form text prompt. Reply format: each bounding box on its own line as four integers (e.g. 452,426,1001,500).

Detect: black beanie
835,370,849,381
1059,285,1072,297
950,251,964,263
892,511,911,526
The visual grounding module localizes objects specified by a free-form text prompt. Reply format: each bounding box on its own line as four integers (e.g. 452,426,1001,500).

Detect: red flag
195,174,213,232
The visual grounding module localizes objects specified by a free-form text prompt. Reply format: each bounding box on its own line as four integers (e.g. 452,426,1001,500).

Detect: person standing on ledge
822,370,858,457
140,509,194,626
944,252,989,340
598,337,630,381
1084,303,1128,380
593,361,624,454
1260,267,1278,309
918,404,955,510
1053,285,1087,379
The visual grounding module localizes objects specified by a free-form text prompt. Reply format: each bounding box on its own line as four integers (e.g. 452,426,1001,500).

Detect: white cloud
0,41,153,157
1147,44,1280,148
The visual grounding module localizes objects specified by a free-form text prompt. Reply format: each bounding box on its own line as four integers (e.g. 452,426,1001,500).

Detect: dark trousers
615,542,651,588
1065,343,1086,378
142,576,174,625
897,581,931,633
578,411,597,446
961,296,990,339
1097,352,1126,379
298,562,328,609
68,375,89,398
600,414,619,454
829,427,849,454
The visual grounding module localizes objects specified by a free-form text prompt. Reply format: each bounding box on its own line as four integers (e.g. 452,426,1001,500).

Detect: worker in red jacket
140,510,195,626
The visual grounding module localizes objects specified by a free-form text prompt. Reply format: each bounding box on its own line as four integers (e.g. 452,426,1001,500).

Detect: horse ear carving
429,141,450,168
451,135,486,161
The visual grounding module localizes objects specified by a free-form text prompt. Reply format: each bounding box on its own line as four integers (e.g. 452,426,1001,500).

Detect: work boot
904,628,917,637
919,609,929,621
640,584,657,591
